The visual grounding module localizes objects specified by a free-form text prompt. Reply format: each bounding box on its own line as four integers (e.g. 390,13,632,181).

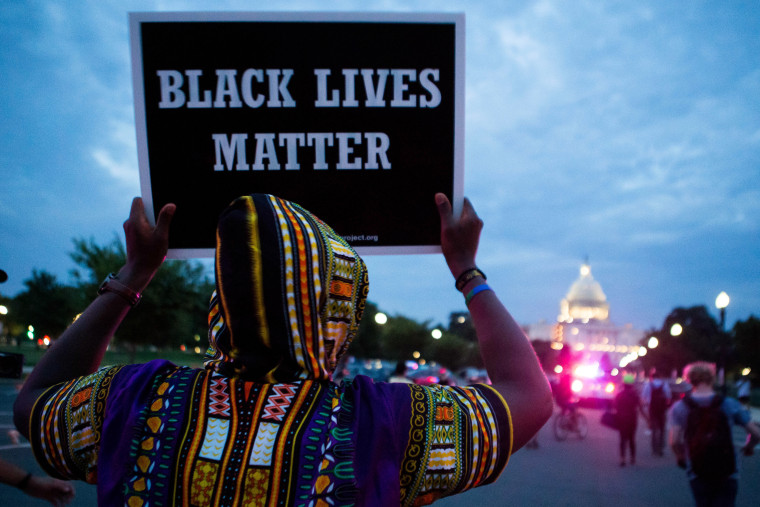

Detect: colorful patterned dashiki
28,194,512,506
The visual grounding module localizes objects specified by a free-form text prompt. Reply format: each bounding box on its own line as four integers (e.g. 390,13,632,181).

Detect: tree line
0,236,484,372
2,236,758,382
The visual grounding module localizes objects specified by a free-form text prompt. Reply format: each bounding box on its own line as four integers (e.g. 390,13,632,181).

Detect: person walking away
554,372,576,416
615,373,643,466
642,368,672,456
389,360,413,383
669,362,760,507
734,375,751,409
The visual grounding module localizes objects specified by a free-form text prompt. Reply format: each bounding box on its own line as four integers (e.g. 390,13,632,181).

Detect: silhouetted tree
351,301,384,358
11,270,83,340
733,316,760,380
68,236,213,352
640,306,723,377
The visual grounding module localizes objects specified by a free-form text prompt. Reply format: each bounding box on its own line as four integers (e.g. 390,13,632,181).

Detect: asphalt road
1,378,758,506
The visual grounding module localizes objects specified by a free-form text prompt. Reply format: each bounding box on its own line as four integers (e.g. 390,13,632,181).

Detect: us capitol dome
558,263,609,323
525,261,645,366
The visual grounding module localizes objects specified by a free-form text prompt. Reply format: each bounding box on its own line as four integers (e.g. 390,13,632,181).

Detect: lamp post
715,291,729,389
0,305,7,342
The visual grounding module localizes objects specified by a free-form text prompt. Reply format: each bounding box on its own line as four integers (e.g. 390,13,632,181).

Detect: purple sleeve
346,376,512,507
96,359,178,504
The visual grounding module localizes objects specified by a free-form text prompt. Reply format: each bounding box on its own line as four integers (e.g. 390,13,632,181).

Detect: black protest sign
130,12,464,256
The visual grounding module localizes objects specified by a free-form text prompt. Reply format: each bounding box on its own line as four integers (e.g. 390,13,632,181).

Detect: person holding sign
14,192,551,505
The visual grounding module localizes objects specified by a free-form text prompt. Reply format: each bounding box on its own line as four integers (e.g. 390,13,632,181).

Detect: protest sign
130,12,464,256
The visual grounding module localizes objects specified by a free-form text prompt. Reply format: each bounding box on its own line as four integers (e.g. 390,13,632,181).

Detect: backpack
683,394,736,480
649,384,668,417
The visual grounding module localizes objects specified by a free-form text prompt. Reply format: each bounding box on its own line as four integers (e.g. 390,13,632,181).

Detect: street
437,404,760,507
1,378,758,506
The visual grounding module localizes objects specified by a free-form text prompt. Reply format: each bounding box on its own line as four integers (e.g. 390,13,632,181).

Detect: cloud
90,119,140,188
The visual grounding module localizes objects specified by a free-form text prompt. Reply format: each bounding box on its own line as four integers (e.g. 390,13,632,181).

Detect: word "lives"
157,68,441,109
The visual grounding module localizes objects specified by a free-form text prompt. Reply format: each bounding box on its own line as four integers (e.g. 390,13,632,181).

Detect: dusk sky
1,0,758,334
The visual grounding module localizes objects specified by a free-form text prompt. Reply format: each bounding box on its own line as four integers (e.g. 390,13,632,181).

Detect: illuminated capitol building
525,262,646,368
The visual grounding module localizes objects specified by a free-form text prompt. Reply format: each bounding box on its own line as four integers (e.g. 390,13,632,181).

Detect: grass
1,341,205,373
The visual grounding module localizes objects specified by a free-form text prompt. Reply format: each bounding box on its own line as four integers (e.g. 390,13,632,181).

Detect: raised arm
14,198,175,437
435,193,553,451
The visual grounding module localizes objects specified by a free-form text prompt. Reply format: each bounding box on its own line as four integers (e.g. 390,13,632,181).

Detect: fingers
155,203,176,236
461,197,476,218
435,192,452,225
126,198,176,234
129,197,144,221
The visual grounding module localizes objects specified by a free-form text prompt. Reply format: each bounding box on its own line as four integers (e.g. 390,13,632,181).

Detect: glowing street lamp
374,312,388,325
670,323,683,336
715,291,729,330
647,336,659,349
431,329,442,340
715,292,730,388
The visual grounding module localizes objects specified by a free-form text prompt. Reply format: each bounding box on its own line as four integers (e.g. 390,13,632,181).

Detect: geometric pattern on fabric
28,365,123,483
190,459,219,506
301,384,356,506
399,384,511,507
272,196,323,380
249,422,279,466
243,468,270,505
123,367,201,507
165,371,358,506
262,383,296,421
209,376,231,417
199,418,231,460
203,194,369,384
29,360,511,506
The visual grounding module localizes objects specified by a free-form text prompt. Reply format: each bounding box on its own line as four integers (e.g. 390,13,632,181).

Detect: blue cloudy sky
1,0,758,333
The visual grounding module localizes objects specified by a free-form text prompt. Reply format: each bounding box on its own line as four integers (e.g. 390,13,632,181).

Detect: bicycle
553,407,588,441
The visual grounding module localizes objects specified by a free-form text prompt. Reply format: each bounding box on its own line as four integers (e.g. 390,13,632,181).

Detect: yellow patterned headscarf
204,194,369,382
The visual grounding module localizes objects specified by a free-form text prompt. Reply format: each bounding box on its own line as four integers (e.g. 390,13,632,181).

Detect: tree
68,236,213,351
447,311,477,342
11,270,84,340
351,301,384,358
733,316,760,380
380,315,431,361
426,332,481,372
640,306,723,376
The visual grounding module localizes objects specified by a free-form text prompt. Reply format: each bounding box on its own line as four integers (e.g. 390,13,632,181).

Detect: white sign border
129,11,465,257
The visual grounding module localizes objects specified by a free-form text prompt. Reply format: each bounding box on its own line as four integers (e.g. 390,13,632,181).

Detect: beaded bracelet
455,267,486,292
465,283,492,305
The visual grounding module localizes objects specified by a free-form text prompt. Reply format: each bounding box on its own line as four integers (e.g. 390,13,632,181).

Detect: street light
431,329,442,340
670,323,683,336
648,336,659,349
715,291,729,330
715,291,730,388
374,312,388,325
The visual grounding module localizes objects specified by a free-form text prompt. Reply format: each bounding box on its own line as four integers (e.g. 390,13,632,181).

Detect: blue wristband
465,283,492,305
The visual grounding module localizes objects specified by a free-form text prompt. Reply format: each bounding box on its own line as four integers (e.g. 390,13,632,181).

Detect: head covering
204,194,369,382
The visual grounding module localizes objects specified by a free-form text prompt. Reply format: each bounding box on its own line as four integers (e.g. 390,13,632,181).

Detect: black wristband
455,267,486,292
16,471,32,490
